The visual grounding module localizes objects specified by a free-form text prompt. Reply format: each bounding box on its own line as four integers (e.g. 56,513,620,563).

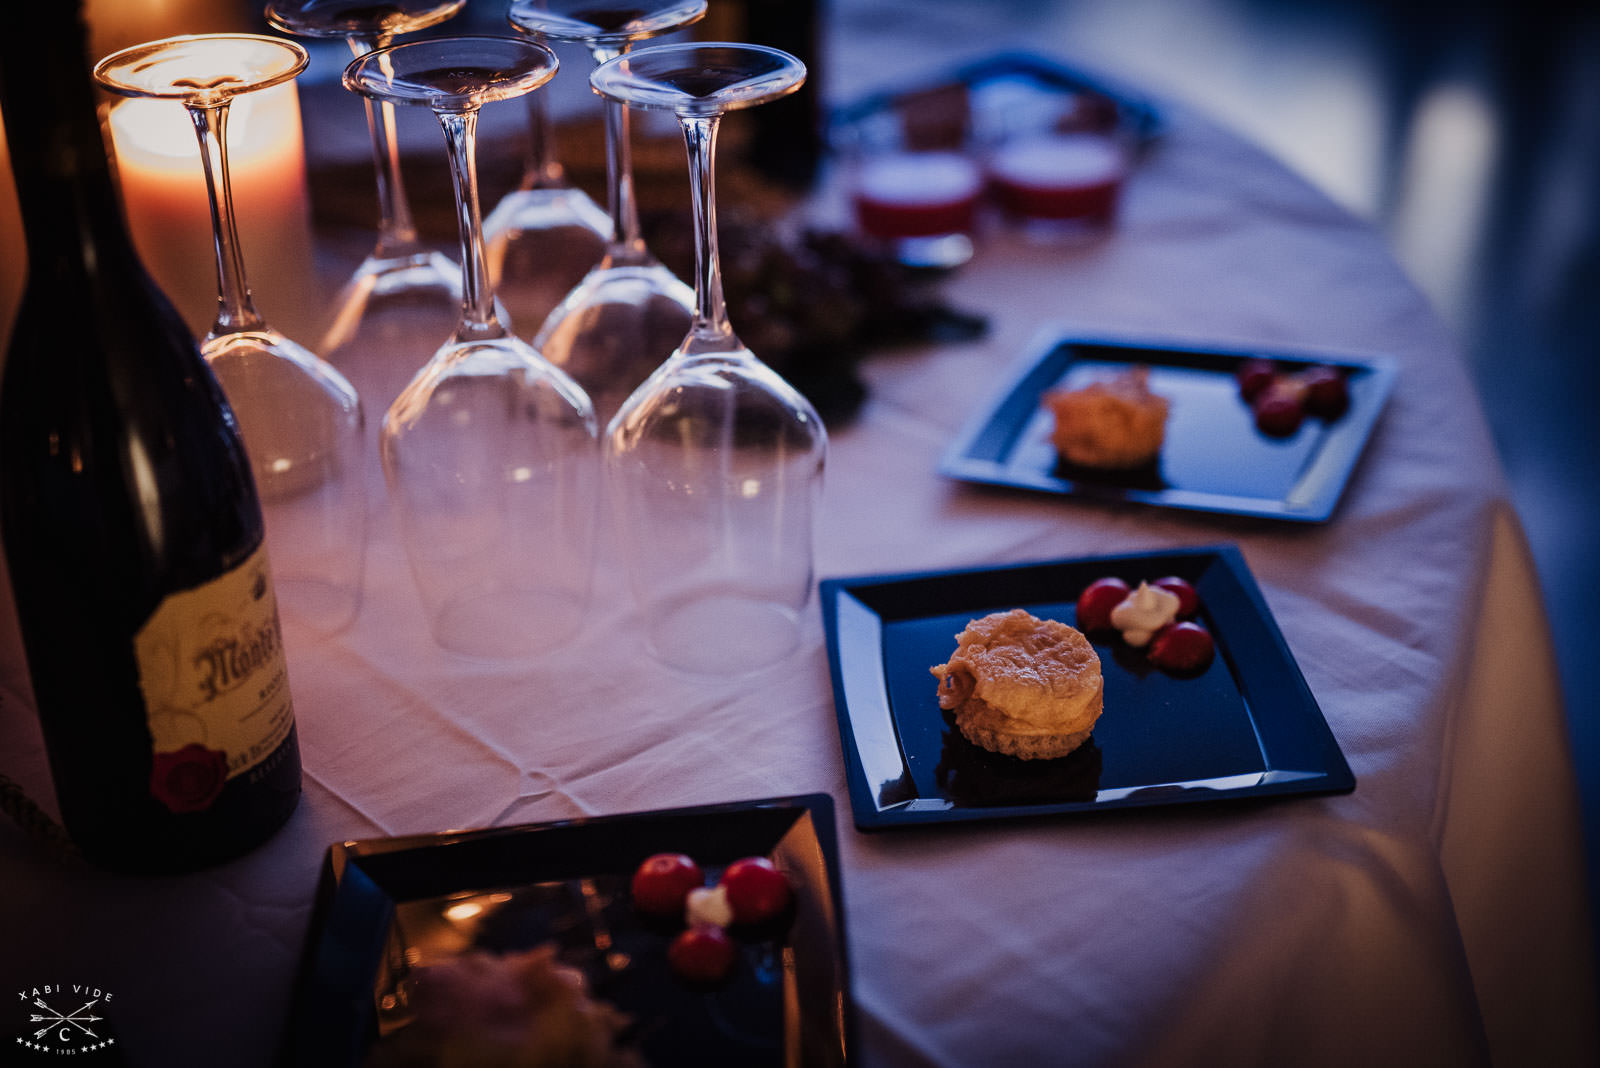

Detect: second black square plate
940,332,1397,521
820,546,1354,830
283,796,851,1066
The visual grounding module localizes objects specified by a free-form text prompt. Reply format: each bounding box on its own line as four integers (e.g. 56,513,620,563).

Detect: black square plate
939,333,1397,521
283,795,851,1067
820,547,1353,830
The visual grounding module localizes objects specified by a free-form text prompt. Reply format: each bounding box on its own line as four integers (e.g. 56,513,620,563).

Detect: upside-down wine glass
594,42,826,675
507,0,705,424
94,34,366,635
482,84,611,332
344,35,600,659
264,0,466,409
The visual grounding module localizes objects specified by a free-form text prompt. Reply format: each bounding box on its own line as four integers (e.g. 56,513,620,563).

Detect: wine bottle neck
0,1,146,280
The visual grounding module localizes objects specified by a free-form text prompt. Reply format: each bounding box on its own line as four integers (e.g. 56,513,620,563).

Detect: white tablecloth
2,54,1595,1068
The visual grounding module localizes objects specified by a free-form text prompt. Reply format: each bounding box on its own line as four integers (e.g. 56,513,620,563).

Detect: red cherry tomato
1150,576,1200,618
630,853,704,916
1147,621,1215,672
1075,576,1130,632
1300,365,1350,419
718,857,793,925
1235,358,1276,402
1253,382,1306,437
668,924,738,984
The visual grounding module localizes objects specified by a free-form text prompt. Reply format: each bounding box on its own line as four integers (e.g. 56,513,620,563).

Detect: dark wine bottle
711,0,822,187
0,2,302,872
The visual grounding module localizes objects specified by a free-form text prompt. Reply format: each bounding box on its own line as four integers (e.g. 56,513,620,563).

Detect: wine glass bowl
505,0,707,424
608,352,826,672
95,34,367,637
593,42,824,675
344,36,601,660
378,339,598,658
201,328,365,624
200,331,360,498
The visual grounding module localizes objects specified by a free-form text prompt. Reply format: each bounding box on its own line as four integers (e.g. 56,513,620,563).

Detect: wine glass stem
435,108,505,342
681,115,732,343
186,101,265,337
595,45,647,263
521,91,565,190
348,35,424,259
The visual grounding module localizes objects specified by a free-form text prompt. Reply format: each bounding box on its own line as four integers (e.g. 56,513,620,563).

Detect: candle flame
170,73,249,93
377,50,399,89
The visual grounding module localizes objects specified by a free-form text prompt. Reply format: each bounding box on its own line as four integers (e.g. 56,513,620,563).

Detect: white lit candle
106,82,318,341
87,0,242,69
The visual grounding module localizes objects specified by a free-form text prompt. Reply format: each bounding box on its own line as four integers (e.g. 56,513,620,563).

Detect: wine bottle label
133,543,295,814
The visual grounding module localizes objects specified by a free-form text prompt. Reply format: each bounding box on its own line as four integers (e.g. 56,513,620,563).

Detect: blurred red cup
851,149,983,268
985,132,1127,227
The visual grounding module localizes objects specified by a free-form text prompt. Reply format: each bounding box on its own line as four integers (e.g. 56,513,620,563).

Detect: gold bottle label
133,542,295,814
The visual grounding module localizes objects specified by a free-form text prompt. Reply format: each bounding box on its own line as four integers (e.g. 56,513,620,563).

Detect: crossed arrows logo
28,996,102,1042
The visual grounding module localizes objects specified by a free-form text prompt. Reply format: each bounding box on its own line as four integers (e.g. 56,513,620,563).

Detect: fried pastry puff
1044,365,1169,469
930,608,1104,760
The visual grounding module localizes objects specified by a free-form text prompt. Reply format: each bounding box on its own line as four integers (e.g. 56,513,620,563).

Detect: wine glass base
199,328,367,637
427,586,588,661
643,592,801,675
201,329,363,494
273,573,362,636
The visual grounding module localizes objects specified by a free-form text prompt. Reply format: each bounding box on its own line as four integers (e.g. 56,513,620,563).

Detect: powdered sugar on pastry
1110,581,1180,647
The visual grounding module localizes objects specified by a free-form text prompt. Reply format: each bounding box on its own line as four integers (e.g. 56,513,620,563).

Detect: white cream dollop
1110,581,1180,647
686,885,734,928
